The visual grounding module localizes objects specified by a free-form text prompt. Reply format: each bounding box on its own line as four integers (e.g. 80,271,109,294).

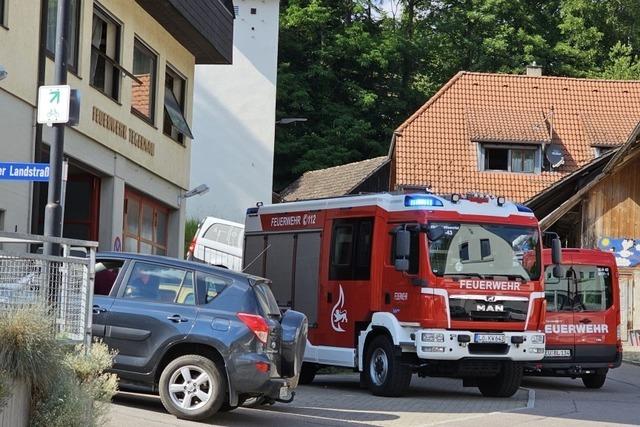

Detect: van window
544,265,612,312
329,218,373,280
203,223,243,247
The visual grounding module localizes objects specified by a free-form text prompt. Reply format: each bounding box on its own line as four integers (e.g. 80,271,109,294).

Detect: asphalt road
108,362,640,427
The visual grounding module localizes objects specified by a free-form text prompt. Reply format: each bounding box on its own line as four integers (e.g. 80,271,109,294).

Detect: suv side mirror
427,226,445,242
394,229,410,272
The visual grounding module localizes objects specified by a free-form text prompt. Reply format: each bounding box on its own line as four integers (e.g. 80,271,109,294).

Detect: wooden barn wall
581,154,640,344
581,155,640,248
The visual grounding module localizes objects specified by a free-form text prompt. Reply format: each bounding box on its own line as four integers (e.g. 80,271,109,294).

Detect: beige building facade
0,0,233,256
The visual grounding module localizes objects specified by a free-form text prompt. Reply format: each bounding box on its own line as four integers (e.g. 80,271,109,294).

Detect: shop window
329,218,373,280
131,38,157,122
46,0,81,71
163,66,193,143
481,144,539,173
90,6,123,101
123,190,169,255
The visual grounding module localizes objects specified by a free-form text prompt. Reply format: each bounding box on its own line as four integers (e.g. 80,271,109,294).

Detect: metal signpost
38,0,72,256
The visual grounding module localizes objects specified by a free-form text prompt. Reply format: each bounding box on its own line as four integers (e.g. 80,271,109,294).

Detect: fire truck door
573,264,618,363
319,217,374,348
543,265,576,360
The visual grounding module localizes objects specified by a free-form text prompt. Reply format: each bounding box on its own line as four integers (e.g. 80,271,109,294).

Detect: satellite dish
545,144,565,169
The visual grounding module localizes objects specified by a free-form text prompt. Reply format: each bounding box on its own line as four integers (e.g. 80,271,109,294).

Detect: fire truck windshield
428,222,541,281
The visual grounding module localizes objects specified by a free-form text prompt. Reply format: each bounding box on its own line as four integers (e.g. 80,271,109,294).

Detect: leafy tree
274,0,640,190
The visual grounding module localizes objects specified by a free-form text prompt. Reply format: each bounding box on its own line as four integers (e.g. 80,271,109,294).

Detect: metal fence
0,232,97,347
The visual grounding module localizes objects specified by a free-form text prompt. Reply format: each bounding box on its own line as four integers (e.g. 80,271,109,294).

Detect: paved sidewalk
108,374,529,427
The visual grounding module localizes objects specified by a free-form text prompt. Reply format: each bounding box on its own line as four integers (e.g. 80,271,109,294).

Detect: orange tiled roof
392,72,640,202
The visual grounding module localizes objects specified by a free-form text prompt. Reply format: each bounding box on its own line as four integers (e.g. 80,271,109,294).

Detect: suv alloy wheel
159,354,225,420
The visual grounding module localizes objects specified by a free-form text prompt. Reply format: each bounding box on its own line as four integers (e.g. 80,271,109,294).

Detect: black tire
365,335,412,397
582,368,608,389
477,362,523,398
298,363,318,385
159,354,226,421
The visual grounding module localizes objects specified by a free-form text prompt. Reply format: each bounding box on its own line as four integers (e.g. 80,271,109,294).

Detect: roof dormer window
479,144,541,174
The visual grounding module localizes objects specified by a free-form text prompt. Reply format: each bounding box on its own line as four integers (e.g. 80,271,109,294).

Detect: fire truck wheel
298,363,318,385
477,362,523,398
582,368,608,389
365,335,411,397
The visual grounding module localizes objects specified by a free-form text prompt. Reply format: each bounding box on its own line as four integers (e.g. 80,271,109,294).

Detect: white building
0,0,233,257
189,0,280,223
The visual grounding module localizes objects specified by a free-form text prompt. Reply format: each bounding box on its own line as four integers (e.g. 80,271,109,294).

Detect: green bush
0,305,60,390
30,342,118,427
0,306,117,426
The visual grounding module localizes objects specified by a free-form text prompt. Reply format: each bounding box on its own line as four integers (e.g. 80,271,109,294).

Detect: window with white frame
479,144,540,174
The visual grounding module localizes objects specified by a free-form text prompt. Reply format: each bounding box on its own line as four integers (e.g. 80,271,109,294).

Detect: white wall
189,0,280,223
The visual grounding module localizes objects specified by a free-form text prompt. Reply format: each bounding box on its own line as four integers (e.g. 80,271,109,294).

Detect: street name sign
0,163,50,181
37,85,71,125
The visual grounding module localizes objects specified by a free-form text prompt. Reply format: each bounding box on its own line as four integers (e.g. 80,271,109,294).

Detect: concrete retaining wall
0,378,30,427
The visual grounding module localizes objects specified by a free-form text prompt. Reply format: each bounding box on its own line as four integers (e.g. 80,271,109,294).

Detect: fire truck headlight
422,332,445,343
422,346,446,353
530,334,545,344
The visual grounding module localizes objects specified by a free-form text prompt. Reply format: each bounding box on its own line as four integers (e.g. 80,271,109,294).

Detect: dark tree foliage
274,0,640,190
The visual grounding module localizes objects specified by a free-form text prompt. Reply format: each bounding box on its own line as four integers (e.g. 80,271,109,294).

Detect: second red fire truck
244,192,560,397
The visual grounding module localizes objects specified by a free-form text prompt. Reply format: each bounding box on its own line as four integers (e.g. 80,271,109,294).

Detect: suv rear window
545,265,613,312
253,281,281,318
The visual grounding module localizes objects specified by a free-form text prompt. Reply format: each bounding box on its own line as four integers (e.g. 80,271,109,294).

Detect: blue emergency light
404,195,444,207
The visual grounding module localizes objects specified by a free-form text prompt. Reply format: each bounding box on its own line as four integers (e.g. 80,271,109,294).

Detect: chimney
526,62,542,77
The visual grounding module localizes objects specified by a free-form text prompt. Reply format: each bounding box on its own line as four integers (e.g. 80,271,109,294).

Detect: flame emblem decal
331,285,348,332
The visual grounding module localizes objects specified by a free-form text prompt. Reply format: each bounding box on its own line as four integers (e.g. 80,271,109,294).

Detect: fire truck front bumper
415,329,545,361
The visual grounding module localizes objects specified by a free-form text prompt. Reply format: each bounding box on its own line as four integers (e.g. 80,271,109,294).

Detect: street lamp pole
43,0,71,256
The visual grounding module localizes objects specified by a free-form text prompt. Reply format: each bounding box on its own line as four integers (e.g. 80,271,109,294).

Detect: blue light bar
516,204,533,213
404,195,444,208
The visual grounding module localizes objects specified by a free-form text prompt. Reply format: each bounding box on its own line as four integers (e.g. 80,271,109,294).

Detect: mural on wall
597,238,640,267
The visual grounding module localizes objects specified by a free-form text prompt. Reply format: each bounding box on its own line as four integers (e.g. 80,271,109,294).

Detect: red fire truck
243,193,557,397
525,248,622,388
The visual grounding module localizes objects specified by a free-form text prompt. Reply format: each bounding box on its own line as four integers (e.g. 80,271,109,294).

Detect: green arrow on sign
49,89,60,104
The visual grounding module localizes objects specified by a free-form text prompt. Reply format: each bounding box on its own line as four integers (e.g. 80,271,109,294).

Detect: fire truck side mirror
394,229,411,272
551,238,562,265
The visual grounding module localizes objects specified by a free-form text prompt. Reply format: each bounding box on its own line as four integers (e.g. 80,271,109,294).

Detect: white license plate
474,333,506,344
545,349,571,358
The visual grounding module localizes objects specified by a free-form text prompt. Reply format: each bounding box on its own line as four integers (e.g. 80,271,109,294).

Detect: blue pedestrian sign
0,163,50,181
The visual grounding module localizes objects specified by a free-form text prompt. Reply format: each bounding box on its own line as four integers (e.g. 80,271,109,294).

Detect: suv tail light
237,313,269,344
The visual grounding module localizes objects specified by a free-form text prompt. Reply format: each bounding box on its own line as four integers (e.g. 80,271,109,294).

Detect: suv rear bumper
415,329,546,361
228,352,296,402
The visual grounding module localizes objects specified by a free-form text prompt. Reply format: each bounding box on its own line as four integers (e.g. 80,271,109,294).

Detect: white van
186,217,244,271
